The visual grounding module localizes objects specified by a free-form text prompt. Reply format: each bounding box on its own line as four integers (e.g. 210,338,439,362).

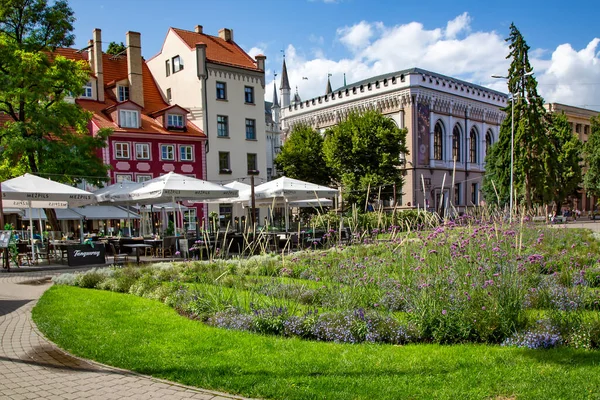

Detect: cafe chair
17,243,33,266
110,243,129,264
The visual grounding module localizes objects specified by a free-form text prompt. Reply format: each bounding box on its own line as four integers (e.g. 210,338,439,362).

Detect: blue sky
70,0,600,109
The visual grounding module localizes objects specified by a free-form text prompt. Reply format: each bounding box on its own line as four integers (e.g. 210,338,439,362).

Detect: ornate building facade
278,67,509,213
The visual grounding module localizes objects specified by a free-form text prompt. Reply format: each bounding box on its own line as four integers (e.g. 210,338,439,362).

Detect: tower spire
280,55,291,108
325,73,332,95
272,72,279,108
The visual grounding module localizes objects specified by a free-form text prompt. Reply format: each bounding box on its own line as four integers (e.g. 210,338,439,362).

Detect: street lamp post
491,72,533,222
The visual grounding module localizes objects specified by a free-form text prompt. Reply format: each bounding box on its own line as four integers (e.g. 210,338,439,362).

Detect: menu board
0,231,12,249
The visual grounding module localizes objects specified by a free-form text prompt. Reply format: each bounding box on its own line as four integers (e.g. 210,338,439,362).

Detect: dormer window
82,82,93,98
118,85,129,102
119,109,139,129
172,55,183,73
167,114,184,128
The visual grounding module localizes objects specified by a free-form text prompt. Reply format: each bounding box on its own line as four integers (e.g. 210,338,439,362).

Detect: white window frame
119,109,139,129
114,142,130,159
118,85,129,102
179,145,193,161
167,114,184,128
136,174,152,183
115,173,133,183
161,144,175,161
82,81,93,98
135,143,150,160
184,208,197,231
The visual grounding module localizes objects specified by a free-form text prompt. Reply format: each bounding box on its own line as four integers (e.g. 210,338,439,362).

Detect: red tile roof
169,28,260,71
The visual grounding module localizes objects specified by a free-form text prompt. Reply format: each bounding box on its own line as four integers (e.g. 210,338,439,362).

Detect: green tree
583,116,600,198
106,41,125,55
323,110,408,206
483,23,548,210
545,112,582,208
275,124,332,186
0,0,111,228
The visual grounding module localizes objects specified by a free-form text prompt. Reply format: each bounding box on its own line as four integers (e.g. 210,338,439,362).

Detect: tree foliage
545,112,582,207
323,110,408,206
0,0,110,185
483,23,548,209
274,124,332,186
583,116,600,198
106,41,126,55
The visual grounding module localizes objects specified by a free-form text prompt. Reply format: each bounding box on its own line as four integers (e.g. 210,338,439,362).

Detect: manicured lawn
34,285,600,400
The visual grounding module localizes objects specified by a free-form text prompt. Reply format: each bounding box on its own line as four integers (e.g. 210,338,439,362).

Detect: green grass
34,285,600,400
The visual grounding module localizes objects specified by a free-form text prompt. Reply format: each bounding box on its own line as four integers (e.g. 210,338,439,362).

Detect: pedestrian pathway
0,270,251,400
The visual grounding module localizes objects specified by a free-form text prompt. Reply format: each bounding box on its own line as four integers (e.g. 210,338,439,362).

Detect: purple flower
442,309,447,315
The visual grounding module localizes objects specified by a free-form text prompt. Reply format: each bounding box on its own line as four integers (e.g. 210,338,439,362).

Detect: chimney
195,25,203,34
218,28,233,42
126,31,144,108
92,29,104,102
255,54,266,71
195,42,207,79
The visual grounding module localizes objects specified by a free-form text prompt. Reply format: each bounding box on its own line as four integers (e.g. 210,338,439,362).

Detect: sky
70,0,600,111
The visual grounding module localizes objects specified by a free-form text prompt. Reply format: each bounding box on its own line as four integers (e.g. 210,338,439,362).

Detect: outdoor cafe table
122,243,152,265
143,239,163,256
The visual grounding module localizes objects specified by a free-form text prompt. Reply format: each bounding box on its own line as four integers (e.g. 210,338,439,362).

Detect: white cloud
337,21,373,52
247,46,265,59
267,13,600,111
445,12,471,39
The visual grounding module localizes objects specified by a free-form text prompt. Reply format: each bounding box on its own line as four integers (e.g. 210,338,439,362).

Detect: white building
147,25,268,225
278,66,509,213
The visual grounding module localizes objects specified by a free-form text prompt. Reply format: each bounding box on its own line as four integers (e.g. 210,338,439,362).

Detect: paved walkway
0,270,251,400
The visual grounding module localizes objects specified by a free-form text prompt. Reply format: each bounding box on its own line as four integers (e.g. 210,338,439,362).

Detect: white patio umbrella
252,176,338,231
1,173,97,258
108,172,238,245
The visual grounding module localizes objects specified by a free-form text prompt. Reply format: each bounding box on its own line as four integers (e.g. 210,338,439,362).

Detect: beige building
279,67,508,213
545,103,600,212
147,25,267,224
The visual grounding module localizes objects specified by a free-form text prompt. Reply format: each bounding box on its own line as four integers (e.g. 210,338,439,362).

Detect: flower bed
54,221,600,349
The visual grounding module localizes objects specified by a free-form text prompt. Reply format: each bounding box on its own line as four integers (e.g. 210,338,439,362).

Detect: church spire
280,56,291,108
272,76,279,108
280,58,291,91
325,73,332,95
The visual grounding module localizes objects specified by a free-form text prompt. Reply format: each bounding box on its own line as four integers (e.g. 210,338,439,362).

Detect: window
434,122,444,160
172,55,183,73
454,183,461,205
165,59,170,77
118,85,129,102
452,125,461,162
216,81,227,100
267,167,272,181
247,153,257,174
166,88,172,102
217,115,229,137
245,119,256,140
219,152,231,173
485,130,494,158
114,142,130,159
161,144,175,160
135,143,150,160
119,110,139,128
471,183,479,205
469,128,478,164
244,86,254,104
180,145,193,161
115,173,133,183
584,125,590,135
82,81,93,98
136,174,152,182
167,114,184,128
184,209,197,231
576,124,582,134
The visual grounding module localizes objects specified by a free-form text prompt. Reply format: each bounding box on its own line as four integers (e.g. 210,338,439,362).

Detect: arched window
469,128,478,164
485,130,494,157
434,122,444,160
452,125,461,162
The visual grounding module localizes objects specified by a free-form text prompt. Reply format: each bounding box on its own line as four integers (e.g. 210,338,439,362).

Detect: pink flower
442,309,447,315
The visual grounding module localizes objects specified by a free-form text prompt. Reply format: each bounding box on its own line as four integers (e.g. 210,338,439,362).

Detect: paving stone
0,270,253,400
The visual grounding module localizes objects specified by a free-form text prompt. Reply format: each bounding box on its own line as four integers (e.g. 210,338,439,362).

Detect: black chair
110,243,129,264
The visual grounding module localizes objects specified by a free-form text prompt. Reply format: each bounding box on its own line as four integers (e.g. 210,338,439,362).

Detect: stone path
0,270,250,400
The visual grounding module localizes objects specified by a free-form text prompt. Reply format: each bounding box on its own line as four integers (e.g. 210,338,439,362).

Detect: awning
23,206,140,220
